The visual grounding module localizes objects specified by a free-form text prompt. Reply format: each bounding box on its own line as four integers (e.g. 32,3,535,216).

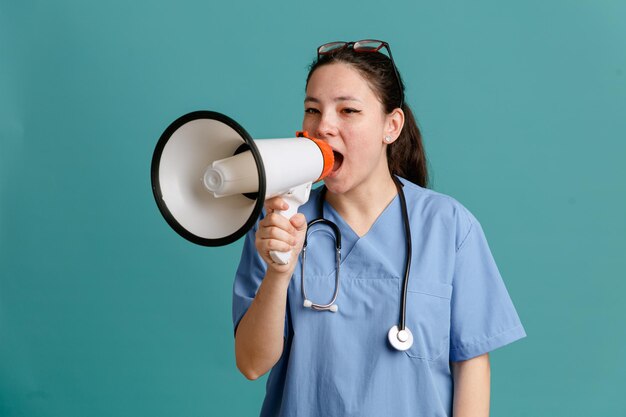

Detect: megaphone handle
269,183,312,265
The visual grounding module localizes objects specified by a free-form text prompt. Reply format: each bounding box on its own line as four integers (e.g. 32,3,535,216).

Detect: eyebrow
304,96,362,103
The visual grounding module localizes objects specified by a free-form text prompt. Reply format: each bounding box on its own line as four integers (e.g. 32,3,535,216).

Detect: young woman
233,40,526,417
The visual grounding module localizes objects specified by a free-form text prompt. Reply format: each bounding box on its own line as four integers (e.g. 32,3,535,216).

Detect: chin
322,176,351,195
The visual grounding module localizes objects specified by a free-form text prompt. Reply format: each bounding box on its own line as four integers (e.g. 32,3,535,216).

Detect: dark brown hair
306,48,429,188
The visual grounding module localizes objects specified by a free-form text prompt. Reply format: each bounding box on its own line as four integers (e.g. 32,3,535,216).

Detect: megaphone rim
151,110,266,246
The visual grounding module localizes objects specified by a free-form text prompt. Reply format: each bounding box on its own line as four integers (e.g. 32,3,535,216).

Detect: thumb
290,213,307,231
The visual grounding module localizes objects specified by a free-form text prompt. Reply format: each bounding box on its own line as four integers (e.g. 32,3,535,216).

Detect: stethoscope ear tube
303,218,342,250
301,218,342,312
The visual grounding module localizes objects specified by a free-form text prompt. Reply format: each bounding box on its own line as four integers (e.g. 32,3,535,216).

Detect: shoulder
398,177,477,251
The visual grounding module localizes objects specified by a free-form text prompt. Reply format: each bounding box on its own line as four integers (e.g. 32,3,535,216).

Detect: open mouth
332,150,344,172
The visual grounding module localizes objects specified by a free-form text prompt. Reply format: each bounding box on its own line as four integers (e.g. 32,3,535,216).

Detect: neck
325,172,398,237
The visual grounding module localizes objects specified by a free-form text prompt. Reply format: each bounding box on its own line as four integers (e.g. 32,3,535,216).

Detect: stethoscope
300,176,414,351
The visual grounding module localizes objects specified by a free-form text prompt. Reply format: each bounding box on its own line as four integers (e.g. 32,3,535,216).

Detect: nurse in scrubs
233,40,526,417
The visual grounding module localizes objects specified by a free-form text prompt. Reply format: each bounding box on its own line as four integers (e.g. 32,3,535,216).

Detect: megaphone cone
151,110,333,261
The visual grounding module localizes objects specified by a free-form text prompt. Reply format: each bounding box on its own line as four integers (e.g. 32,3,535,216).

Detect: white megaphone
151,110,334,265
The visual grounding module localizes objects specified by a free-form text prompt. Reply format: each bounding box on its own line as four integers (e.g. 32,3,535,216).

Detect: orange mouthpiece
296,131,335,181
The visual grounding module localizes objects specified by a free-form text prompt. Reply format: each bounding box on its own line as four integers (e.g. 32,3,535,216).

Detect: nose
314,112,338,139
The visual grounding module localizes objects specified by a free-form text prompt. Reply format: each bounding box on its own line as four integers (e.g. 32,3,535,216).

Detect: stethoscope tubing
302,176,412,329
395,176,412,332
301,218,342,311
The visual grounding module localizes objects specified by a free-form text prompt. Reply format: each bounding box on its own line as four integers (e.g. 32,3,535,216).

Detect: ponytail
388,103,429,188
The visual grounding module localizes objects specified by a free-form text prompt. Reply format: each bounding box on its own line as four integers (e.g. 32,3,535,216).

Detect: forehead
306,63,379,101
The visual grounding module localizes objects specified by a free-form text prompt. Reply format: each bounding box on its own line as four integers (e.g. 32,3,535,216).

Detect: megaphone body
151,111,334,264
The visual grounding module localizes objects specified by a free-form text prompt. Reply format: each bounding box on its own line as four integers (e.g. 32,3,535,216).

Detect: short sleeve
449,215,526,362
232,220,268,336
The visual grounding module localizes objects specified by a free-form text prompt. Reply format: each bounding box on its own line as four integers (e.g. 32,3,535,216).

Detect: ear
384,108,405,144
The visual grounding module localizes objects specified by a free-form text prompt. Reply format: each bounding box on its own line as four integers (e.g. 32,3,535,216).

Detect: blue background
1,0,625,415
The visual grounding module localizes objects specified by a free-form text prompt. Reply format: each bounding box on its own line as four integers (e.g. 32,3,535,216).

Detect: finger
264,196,289,213
290,213,307,231
261,212,296,235
258,225,297,246
263,238,293,254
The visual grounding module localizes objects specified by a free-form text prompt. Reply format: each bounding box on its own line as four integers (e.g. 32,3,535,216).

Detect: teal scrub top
233,178,526,417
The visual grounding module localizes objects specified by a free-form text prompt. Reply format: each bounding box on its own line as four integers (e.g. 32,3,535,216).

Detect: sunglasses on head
317,39,404,108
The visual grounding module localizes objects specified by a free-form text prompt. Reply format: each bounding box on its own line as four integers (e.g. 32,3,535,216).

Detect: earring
384,135,392,143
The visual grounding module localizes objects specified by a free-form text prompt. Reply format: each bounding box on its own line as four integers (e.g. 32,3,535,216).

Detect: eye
342,108,361,114
304,107,320,114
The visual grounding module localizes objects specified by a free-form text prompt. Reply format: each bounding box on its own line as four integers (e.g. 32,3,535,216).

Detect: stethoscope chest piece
388,325,414,351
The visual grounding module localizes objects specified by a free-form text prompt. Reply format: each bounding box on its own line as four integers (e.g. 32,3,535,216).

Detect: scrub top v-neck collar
315,186,405,279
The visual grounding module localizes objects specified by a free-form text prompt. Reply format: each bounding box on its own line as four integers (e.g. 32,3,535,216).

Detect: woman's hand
255,196,308,276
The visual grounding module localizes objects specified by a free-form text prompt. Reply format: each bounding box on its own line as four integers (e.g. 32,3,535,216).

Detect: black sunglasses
317,39,404,108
